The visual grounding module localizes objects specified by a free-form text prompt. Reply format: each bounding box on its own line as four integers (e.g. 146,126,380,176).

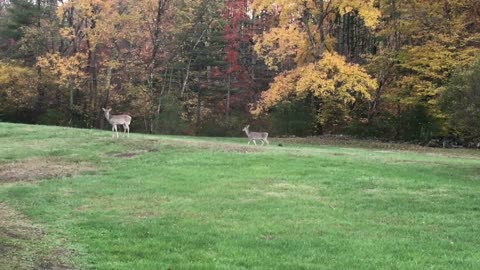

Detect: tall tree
222,0,255,125
0,0,42,59
251,0,379,133
440,59,480,142
366,0,480,140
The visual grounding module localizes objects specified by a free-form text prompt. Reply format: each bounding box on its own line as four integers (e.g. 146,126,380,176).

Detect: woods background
0,0,479,145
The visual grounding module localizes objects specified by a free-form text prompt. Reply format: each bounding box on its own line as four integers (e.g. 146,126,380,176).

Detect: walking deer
102,108,132,138
242,125,269,146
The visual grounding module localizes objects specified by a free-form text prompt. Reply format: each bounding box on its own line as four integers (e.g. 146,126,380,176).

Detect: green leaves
440,60,480,140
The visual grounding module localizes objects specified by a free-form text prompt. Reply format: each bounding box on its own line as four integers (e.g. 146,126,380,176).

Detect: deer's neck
104,112,111,122
244,129,250,136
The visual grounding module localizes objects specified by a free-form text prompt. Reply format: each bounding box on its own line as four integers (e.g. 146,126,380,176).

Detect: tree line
0,0,479,145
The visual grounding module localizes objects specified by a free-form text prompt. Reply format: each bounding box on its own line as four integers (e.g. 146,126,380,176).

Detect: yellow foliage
251,0,380,28
0,62,39,111
251,0,306,25
395,42,480,106
36,53,87,87
253,52,377,114
57,0,128,49
254,25,306,70
337,0,380,28
59,27,76,40
396,76,437,105
250,0,380,116
251,0,381,73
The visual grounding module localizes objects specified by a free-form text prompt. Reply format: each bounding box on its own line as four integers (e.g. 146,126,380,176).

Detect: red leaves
223,0,252,77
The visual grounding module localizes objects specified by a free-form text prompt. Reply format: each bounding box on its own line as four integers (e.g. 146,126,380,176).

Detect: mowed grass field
1,123,480,270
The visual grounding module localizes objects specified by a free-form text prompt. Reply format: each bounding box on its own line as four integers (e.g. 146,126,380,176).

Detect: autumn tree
250,0,380,134
2,0,480,142
440,59,480,143
129,0,173,133
168,0,226,134
0,0,43,59
0,62,39,121
0,1,61,124
365,0,480,140
222,0,256,127
31,0,175,130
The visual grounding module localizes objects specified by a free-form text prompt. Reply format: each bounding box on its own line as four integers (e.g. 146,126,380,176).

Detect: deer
102,108,132,138
242,125,269,146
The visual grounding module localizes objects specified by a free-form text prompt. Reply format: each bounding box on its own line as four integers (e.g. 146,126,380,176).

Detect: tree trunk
145,0,170,133
181,59,192,97
86,7,98,128
196,89,202,133
225,74,231,124
100,58,113,130
87,46,98,128
181,29,207,96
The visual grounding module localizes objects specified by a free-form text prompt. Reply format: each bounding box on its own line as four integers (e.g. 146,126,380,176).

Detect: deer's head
102,108,112,119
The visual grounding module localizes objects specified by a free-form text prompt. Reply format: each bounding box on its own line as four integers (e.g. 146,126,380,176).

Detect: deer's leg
111,125,115,138
261,140,265,146
122,124,127,137
114,125,119,138
253,140,257,146
264,138,269,145
126,125,130,137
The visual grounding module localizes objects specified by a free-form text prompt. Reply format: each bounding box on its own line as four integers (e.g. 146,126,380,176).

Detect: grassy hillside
1,123,480,269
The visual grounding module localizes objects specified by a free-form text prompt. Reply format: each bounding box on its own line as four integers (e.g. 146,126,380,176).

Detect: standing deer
242,125,269,146
102,108,132,138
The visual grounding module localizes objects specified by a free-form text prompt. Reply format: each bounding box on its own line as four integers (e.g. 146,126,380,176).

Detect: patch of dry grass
154,138,264,153
0,158,95,183
249,181,324,201
278,136,480,158
0,203,74,270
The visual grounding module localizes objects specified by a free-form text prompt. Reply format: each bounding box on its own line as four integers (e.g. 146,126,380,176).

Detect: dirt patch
163,139,264,153
0,203,41,270
110,148,159,158
0,202,43,244
0,158,95,183
382,158,453,167
383,159,423,165
118,136,266,153
0,203,74,269
288,149,353,158
37,248,75,270
279,136,480,158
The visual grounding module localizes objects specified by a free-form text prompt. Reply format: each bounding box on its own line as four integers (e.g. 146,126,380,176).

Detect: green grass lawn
1,123,480,269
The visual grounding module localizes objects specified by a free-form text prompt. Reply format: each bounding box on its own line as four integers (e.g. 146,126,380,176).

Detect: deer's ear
102,108,106,111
